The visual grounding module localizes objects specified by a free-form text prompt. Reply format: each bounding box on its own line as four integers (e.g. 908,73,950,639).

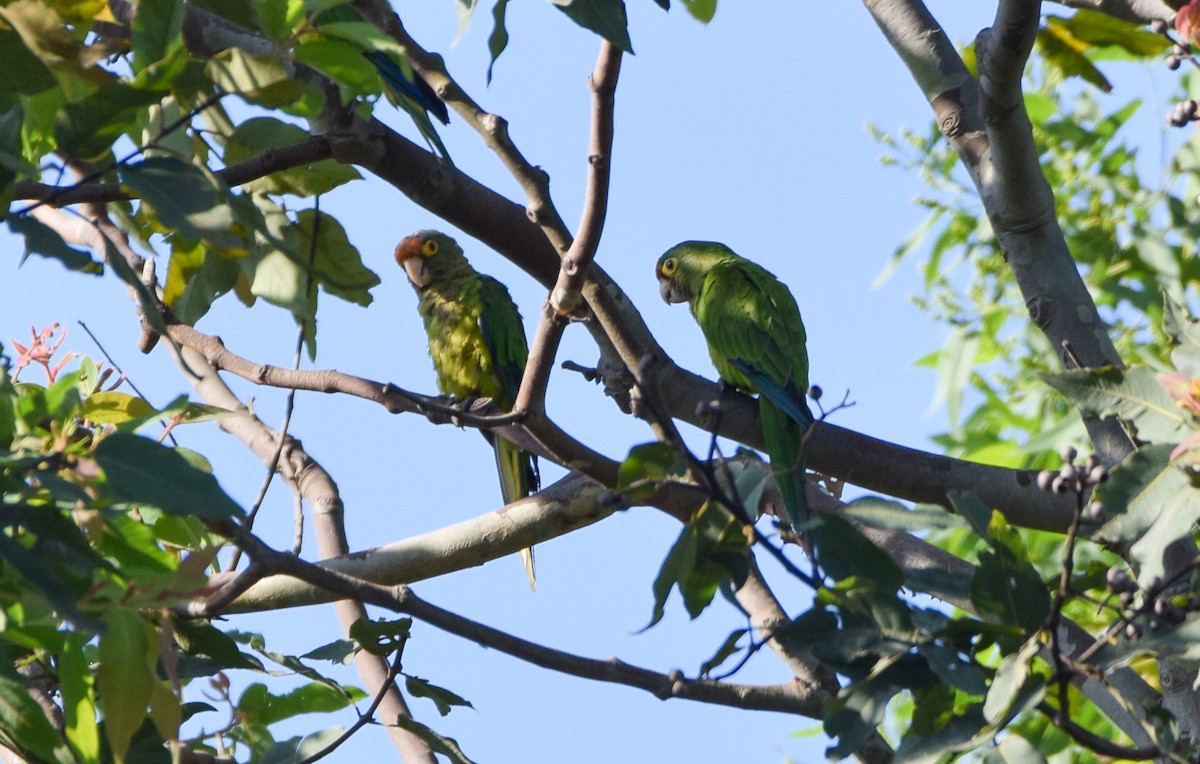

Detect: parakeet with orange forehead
655,241,813,529
395,230,539,588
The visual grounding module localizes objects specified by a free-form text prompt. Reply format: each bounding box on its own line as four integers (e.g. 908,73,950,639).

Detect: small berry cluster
1106,567,1200,639
1035,445,1108,520
1169,98,1199,127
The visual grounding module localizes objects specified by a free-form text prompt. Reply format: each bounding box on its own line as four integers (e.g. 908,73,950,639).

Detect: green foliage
0,348,403,761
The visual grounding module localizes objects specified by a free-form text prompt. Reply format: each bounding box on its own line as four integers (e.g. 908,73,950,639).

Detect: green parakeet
655,241,813,529
396,230,539,587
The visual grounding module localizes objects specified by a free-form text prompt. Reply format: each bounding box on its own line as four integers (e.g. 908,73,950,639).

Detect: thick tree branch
12,136,333,207
865,0,1133,466
514,41,622,417
349,0,575,254
205,473,619,613
1051,0,1175,22
202,521,833,718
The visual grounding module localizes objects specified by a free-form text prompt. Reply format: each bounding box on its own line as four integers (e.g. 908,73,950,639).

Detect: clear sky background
1,1,1179,761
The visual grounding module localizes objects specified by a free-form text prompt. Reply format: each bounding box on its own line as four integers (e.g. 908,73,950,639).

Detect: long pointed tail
495,437,539,590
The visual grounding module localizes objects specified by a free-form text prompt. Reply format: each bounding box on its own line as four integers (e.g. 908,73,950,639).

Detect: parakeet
364,50,452,163
396,230,539,587
655,241,813,530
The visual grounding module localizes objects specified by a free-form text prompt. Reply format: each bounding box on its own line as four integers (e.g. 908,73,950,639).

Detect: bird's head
395,230,466,288
655,241,736,304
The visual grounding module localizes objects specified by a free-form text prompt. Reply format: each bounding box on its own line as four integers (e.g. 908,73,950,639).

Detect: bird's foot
446,394,479,427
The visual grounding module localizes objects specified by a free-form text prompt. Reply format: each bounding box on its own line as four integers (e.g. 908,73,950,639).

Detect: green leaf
969,525,1052,632
1047,11,1170,58
0,658,75,764
1095,443,1187,543
204,48,307,108
0,532,97,630
237,682,359,726
161,239,241,325
1092,614,1200,670
54,83,167,160
812,513,904,592
825,659,915,759
983,637,1038,723
550,0,633,53
1129,480,1200,585
985,734,1049,764
1036,25,1112,93
296,210,379,305
98,610,155,764
918,640,988,696
119,157,243,249
349,617,412,656
840,497,967,533
0,27,55,95
60,631,100,763
486,0,511,84
261,727,347,764
1041,366,1191,444
131,0,184,73
405,676,474,717
94,432,244,518
81,391,157,425
293,36,378,91
698,628,747,677
681,0,716,22
392,716,479,764
225,117,360,196
616,441,687,500
303,638,359,665
8,214,103,273
173,620,265,672
642,513,696,630
1163,294,1200,376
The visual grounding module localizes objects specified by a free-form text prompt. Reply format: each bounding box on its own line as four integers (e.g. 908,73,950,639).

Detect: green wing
477,275,528,410
694,260,811,527
477,275,539,588
694,260,810,406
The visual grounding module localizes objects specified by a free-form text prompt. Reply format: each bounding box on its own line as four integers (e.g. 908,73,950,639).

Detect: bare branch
203,520,833,718
205,472,620,614
1050,0,1175,23
866,0,1133,465
12,136,333,207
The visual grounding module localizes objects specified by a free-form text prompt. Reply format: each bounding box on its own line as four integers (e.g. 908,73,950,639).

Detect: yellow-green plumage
397,230,538,587
656,241,813,529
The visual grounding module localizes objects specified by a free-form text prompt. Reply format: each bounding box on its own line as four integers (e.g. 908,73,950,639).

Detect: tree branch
865,0,1133,466
1050,0,1175,23
204,472,619,613
11,136,333,207
202,520,833,718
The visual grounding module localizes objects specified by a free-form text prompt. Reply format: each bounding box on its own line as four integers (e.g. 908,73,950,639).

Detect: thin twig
198,518,823,717
299,648,405,764
76,320,179,447
13,93,225,217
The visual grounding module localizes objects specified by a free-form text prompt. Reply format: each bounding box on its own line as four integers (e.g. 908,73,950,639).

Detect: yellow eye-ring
421,239,439,257
659,257,679,276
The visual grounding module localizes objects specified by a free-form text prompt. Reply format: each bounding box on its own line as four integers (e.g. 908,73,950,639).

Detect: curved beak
395,236,429,288
659,278,685,304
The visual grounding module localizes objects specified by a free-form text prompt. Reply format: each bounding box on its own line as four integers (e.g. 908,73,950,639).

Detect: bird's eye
421,240,439,257
660,257,678,276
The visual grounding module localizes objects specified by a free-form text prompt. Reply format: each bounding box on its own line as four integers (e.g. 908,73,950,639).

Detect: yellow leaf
82,391,156,424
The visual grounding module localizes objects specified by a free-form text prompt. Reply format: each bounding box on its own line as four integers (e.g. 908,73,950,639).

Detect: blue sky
1,1,1179,761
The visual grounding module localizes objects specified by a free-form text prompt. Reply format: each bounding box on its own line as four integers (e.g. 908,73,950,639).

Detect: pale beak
403,257,428,288
395,237,429,288
659,279,683,304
